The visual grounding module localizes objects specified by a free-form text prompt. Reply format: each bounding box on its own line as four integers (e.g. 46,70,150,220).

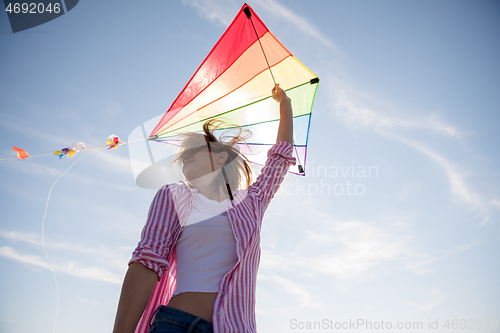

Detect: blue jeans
147,306,214,333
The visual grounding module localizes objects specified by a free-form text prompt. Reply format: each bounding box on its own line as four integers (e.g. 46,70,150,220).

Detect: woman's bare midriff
166,292,218,323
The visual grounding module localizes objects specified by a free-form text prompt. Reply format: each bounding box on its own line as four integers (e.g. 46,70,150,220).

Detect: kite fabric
13,147,29,160
128,3,319,189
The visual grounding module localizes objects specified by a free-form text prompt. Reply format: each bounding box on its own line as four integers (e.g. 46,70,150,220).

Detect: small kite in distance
12,147,29,160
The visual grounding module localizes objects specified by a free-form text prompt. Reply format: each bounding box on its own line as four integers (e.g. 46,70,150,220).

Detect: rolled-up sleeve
248,141,296,211
128,185,178,279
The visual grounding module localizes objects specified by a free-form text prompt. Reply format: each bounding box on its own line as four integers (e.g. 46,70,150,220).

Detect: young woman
112,84,295,333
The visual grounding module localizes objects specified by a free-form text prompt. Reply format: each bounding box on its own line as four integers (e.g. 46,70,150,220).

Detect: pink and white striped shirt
129,141,296,333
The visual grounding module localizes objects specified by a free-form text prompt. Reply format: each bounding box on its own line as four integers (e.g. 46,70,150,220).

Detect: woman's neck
192,183,230,203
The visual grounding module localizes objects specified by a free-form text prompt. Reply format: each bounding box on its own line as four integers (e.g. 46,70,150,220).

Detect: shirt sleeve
248,141,296,212
128,185,178,279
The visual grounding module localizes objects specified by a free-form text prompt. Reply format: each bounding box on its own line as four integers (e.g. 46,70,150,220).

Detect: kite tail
41,150,90,333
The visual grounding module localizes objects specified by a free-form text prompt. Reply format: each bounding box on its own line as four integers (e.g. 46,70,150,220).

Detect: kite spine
244,5,304,173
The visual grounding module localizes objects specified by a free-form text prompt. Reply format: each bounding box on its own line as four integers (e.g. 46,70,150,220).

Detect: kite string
41,150,90,333
247,14,304,172
83,137,149,151
0,153,53,161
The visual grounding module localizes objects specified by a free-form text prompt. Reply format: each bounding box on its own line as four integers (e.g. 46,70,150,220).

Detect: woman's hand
272,83,290,103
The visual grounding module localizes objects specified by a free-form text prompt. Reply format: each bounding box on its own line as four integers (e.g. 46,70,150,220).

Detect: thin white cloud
407,289,446,316
300,220,412,280
2,159,64,178
328,78,492,223
443,239,483,256
182,0,338,51
402,236,483,275
491,199,500,209
0,246,51,269
380,131,489,224
401,252,440,276
0,246,123,284
76,297,99,305
88,149,133,176
251,0,338,51
0,117,72,146
258,274,321,309
181,0,238,26
261,215,417,281
423,113,467,138
331,83,465,138
0,230,40,246
0,229,132,259
0,230,131,283
264,201,484,279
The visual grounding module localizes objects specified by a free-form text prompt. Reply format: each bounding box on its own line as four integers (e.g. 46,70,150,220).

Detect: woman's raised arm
273,84,293,145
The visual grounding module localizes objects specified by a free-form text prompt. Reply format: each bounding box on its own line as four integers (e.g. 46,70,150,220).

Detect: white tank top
173,193,238,296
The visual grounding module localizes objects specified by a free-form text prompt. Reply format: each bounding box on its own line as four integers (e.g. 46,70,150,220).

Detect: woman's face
182,146,227,182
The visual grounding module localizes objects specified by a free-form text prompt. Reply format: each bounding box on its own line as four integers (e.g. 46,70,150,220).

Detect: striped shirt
129,141,296,333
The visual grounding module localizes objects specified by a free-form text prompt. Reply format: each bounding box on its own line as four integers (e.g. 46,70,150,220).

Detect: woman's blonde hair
173,119,254,195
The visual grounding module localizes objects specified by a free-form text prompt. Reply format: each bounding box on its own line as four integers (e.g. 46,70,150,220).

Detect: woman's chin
183,171,204,183
183,170,217,185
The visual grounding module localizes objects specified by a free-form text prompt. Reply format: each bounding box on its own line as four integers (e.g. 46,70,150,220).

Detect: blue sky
1,0,499,332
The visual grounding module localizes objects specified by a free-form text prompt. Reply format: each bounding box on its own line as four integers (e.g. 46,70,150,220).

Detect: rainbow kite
129,3,319,189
